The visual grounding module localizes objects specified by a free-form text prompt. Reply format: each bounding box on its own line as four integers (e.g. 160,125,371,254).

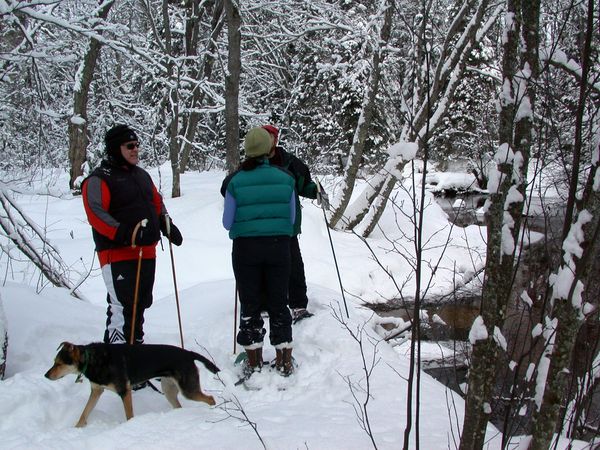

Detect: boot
243,347,263,378
275,348,294,376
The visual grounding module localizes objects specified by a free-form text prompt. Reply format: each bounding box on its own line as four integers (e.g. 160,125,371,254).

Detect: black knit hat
104,124,138,165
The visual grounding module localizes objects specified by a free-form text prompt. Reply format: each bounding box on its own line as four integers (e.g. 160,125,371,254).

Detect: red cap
261,125,279,142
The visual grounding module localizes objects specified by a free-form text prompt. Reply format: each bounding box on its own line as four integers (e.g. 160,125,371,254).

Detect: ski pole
130,219,147,345
165,214,185,348
233,283,238,354
316,181,349,319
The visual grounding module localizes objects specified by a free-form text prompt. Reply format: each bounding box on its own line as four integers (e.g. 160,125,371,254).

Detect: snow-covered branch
0,185,83,299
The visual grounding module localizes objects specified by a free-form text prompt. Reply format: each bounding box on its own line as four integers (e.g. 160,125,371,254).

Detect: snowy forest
1,0,600,449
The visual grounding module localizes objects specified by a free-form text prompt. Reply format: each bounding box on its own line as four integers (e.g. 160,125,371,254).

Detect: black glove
114,222,135,246
115,220,154,247
134,221,156,246
316,182,330,210
160,215,183,246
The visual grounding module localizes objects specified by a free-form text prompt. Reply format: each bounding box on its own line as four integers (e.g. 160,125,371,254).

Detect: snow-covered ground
0,166,585,449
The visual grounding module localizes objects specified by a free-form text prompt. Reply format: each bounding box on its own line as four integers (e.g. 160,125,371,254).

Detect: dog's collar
75,349,89,383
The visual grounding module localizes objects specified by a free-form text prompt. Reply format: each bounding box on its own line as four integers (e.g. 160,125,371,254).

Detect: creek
368,191,577,436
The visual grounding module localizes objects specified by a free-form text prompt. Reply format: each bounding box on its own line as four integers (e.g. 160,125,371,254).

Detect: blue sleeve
222,191,237,230
290,192,296,225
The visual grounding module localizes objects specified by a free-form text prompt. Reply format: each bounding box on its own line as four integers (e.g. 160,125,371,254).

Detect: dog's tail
192,352,220,374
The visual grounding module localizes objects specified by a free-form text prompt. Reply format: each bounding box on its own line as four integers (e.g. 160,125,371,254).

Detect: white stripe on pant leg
102,264,126,344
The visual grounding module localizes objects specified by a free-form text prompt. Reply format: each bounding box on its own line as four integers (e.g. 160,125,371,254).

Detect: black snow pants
232,236,292,347
288,235,309,310
102,258,155,344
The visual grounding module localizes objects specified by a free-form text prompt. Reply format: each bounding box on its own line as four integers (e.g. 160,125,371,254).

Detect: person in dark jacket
222,127,296,377
262,125,328,323
82,124,183,346
220,126,329,323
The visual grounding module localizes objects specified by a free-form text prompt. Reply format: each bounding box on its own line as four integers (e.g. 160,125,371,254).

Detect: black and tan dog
45,341,220,427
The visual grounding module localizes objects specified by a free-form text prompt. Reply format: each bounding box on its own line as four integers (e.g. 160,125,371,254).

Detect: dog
45,341,220,427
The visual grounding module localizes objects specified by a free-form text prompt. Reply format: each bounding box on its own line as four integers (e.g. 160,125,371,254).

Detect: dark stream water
368,193,598,438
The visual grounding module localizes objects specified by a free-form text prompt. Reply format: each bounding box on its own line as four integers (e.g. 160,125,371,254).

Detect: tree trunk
343,172,388,231
459,0,523,448
177,0,203,175
157,0,182,198
529,184,600,448
67,0,113,192
224,0,241,174
529,0,596,447
345,0,498,236
328,0,393,229
169,86,181,198
360,174,396,237
530,300,581,449
179,0,225,173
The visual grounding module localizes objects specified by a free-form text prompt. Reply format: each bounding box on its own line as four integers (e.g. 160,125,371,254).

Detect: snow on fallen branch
0,185,83,300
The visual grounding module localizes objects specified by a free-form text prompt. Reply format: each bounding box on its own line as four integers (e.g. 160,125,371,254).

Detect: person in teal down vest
222,127,297,378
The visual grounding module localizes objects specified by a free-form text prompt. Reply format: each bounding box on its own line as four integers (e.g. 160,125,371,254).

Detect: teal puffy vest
226,161,295,239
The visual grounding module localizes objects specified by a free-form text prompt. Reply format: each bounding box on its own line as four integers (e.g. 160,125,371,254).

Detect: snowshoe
234,349,264,387
292,308,313,324
132,379,162,394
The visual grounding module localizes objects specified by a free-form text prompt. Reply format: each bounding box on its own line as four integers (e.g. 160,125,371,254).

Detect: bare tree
459,0,541,447
68,0,115,192
529,0,598,447
224,0,241,174
335,0,500,237
178,0,225,173
331,305,381,449
328,0,394,229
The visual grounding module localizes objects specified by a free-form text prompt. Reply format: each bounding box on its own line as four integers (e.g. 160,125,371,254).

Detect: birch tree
328,0,394,229
335,0,500,237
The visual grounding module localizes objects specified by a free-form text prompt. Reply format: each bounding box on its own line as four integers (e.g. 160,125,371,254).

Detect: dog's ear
57,342,79,359
56,342,81,364
57,341,72,352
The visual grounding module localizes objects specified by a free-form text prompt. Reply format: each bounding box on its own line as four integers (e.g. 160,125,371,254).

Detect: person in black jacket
222,127,297,377
262,125,328,323
219,125,329,323
82,124,183,347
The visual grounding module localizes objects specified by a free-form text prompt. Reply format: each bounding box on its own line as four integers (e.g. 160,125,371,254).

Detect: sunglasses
124,142,140,150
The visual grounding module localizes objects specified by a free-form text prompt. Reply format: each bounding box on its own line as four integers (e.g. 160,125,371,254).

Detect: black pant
288,235,308,309
102,259,155,344
233,236,292,347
